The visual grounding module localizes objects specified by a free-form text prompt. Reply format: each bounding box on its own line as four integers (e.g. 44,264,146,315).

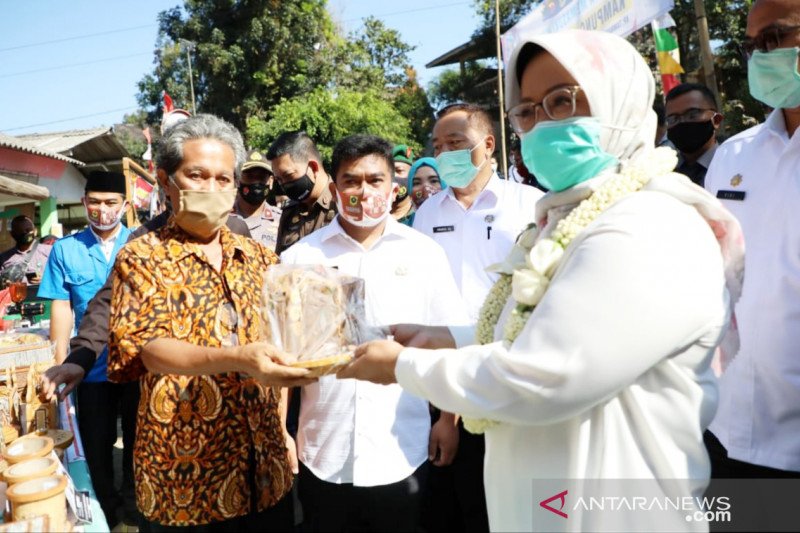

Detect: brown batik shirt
108,219,292,526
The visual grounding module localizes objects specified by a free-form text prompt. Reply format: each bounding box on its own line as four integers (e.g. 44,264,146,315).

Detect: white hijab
506,29,745,374
505,29,657,163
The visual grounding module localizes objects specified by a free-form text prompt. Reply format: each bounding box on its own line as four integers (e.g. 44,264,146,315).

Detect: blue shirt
38,225,131,382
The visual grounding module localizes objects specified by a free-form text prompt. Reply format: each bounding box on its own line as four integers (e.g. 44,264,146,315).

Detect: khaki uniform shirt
275,186,337,255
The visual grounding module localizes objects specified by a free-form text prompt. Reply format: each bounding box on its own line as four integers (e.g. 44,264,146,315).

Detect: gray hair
156,114,247,179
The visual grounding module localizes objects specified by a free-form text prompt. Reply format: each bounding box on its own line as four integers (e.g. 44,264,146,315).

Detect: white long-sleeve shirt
395,189,728,532
281,217,469,486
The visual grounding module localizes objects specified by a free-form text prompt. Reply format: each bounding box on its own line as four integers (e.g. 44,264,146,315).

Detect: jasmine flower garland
463,147,678,434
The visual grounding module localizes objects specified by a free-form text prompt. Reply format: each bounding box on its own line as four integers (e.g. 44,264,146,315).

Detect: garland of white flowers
464,147,678,434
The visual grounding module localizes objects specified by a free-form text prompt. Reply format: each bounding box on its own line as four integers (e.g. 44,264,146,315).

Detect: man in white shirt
281,134,468,531
413,103,543,323
705,0,800,481
411,103,543,531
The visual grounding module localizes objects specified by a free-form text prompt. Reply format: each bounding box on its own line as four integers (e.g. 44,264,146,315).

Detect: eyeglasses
507,86,582,135
665,107,716,128
741,25,800,59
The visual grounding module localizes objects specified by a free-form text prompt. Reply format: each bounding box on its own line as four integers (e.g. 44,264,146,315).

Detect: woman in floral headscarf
338,29,743,532
401,157,446,227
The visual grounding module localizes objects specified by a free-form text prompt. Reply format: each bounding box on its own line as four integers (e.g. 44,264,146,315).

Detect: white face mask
334,186,394,228
84,199,126,231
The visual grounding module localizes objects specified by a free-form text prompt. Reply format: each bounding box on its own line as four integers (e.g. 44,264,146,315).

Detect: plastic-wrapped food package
261,265,384,377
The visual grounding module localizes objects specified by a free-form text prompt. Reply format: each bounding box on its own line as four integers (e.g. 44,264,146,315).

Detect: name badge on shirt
716,190,746,201
433,225,455,233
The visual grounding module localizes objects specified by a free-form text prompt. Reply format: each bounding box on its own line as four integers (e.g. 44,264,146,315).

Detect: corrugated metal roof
17,127,130,166
17,127,113,153
0,132,84,166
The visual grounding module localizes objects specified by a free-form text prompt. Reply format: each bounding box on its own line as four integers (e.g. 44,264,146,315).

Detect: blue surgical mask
520,117,618,192
435,139,489,188
748,47,800,109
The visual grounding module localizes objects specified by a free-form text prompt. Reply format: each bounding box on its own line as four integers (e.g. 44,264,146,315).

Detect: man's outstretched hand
41,363,85,401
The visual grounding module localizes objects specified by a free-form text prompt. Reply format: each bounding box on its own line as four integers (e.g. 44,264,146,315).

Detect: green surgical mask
520,117,618,192
748,47,800,109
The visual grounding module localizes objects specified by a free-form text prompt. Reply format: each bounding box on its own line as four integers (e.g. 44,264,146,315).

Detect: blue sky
0,0,480,135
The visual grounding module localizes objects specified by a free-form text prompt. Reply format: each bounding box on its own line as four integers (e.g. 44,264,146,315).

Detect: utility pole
495,0,509,180
180,39,197,114
693,0,722,109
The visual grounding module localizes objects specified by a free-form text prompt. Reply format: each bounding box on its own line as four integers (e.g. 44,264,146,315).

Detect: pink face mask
411,185,440,208
335,187,393,228
84,200,126,231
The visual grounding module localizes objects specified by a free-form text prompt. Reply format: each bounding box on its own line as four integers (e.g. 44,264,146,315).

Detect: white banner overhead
501,0,675,64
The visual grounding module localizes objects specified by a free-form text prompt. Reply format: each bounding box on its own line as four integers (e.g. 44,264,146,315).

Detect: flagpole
180,39,197,114
694,0,721,108
495,0,509,180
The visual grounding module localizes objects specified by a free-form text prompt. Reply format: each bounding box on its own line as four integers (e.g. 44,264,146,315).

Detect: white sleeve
395,192,727,425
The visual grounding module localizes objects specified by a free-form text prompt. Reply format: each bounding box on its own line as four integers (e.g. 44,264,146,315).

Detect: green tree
427,60,495,108
393,67,435,151
332,17,434,149
137,1,337,131
246,88,414,167
346,16,414,88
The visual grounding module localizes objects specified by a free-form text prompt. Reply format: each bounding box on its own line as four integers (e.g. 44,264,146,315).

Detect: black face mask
667,120,715,154
392,178,409,204
12,232,35,247
279,171,315,202
238,182,269,205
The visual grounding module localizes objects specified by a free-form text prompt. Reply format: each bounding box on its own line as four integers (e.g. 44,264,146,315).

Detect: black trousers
422,422,489,532
704,430,800,531
704,430,800,479
76,380,139,526
299,461,429,532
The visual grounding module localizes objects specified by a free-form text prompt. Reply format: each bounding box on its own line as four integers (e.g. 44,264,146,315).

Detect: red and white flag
163,91,174,113
142,127,154,173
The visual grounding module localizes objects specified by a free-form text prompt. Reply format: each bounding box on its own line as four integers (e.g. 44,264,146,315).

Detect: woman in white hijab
338,30,743,532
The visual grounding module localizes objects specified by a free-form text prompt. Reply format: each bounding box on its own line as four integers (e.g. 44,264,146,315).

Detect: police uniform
275,185,337,255
234,200,281,251
37,171,136,526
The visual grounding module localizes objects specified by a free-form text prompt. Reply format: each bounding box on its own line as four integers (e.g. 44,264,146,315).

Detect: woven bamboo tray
291,353,353,378
0,342,55,371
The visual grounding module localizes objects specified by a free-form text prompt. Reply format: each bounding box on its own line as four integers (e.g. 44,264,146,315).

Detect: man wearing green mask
704,0,800,485
412,103,542,532
0,215,52,286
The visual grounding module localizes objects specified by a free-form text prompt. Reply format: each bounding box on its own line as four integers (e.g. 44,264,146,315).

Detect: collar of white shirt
89,224,122,244
431,172,502,211
317,215,406,250
764,108,791,142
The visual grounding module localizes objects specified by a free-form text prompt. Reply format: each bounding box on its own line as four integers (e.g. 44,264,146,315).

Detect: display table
59,395,109,532
0,331,109,531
